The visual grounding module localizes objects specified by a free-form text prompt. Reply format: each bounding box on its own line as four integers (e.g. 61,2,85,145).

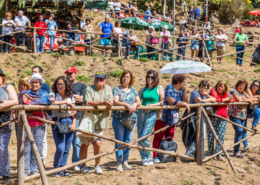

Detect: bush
108,69,123,78
74,61,85,66
24,70,32,75
139,58,149,62
76,75,91,84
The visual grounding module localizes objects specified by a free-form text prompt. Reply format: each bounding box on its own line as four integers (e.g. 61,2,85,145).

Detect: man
176,29,189,61
79,71,113,175
99,17,115,57
125,1,133,17
163,13,170,21
45,12,58,53
65,21,80,41
189,6,194,24
14,10,31,48
195,6,200,20
34,15,46,53
64,66,87,172
233,27,248,66
144,7,151,21
82,18,94,55
31,66,50,166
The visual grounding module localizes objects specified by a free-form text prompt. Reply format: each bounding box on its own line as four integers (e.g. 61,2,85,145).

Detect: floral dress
228,88,247,120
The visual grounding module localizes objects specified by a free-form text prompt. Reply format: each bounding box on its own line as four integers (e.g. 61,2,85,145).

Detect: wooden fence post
196,106,203,165
89,36,92,56
17,111,25,185
117,34,121,58
21,111,48,185
33,27,37,57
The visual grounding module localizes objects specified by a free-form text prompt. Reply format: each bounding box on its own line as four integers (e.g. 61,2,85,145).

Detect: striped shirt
79,84,113,129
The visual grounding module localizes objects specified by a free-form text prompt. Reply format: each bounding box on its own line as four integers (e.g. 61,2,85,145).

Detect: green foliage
254,68,260,72
50,78,56,82
74,61,85,66
208,170,215,175
4,72,10,79
108,69,123,78
244,166,250,170
76,75,91,84
24,70,32,76
162,75,170,79
139,58,150,62
114,59,122,65
180,180,195,185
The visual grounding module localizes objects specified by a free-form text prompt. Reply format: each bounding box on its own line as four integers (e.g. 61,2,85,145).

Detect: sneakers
53,172,61,177
80,165,90,174
123,161,133,170
95,165,103,175
153,157,161,164
242,146,249,152
147,158,154,165
126,56,129,59
63,171,72,177
116,163,123,172
74,166,81,172
142,159,149,166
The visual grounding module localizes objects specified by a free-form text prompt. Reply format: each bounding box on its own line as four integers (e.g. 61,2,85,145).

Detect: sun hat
29,73,45,84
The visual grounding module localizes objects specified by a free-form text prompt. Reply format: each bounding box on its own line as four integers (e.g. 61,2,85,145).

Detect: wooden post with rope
33,27,37,58
17,111,25,185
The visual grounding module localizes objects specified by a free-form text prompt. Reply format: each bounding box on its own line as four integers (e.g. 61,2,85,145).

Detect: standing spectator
228,80,253,158
82,18,94,55
125,1,133,17
45,12,58,53
34,15,46,53
152,14,159,22
2,12,16,54
144,7,152,21
99,17,115,57
160,25,171,61
176,29,189,61
198,30,208,62
14,10,31,48
130,2,139,17
206,30,215,59
112,70,141,171
112,21,123,55
0,69,18,183
114,0,122,20
208,81,233,161
145,26,156,60
153,74,189,164
189,6,194,24
235,26,240,33
108,0,114,15
189,29,200,60
32,66,50,94
79,72,113,174
203,22,211,35
163,13,171,22
234,27,248,66
179,16,186,30
138,70,164,165
126,29,140,59
195,6,201,20
65,21,80,41
64,67,87,172
215,29,227,64
50,76,76,177
152,10,157,18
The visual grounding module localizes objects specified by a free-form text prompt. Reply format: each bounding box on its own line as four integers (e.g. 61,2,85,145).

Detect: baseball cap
64,66,77,74
0,69,5,76
95,71,106,79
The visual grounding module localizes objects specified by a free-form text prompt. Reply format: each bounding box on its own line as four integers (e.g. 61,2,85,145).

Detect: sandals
233,152,244,158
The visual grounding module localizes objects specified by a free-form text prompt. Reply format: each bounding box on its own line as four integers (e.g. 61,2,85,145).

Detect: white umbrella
160,60,211,74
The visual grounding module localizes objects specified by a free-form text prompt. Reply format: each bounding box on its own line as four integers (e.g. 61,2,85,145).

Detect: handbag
55,105,71,134
131,41,140,46
120,111,136,131
150,37,159,44
167,39,173,47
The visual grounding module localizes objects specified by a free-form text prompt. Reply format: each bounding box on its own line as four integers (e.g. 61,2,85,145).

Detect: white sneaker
123,161,133,170
80,165,90,174
116,163,123,172
74,166,81,172
147,158,154,165
142,159,149,166
126,56,129,59
95,165,103,175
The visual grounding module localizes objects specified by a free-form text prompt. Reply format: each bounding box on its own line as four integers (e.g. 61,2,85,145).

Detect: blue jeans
49,36,55,52
229,116,248,154
52,117,74,168
72,120,81,166
161,43,169,60
177,47,186,61
84,39,93,54
0,132,11,176
247,108,260,128
15,32,26,46
36,35,45,53
112,118,136,164
236,46,245,65
190,15,194,24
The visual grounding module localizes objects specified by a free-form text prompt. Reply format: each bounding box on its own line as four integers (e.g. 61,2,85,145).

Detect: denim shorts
100,39,111,45
190,40,199,50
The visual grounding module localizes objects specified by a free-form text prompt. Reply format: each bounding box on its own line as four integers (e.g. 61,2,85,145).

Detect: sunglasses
253,84,260,88
147,76,155,79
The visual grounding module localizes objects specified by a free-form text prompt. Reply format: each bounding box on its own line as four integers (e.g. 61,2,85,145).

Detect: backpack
158,137,178,163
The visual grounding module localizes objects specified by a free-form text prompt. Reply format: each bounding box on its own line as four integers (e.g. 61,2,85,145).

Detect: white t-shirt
128,35,137,43
179,19,187,24
2,19,15,35
108,1,114,10
215,34,227,47
114,2,121,11
113,27,123,40
50,93,75,118
14,16,30,31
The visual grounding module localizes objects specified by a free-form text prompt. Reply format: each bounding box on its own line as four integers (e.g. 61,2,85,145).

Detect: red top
209,88,232,119
27,111,44,127
34,21,46,35
235,29,240,33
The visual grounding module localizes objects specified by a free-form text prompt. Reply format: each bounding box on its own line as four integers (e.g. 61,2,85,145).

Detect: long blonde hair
18,76,31,92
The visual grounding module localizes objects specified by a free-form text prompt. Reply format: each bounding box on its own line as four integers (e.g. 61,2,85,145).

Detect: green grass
76,75,91,84
74,61,85,66
180,180,196,185
108,69,123,78
219,69,226,72
193,81,199,85
244,166,250,171
254,68,260,72
250,77,256,81
4,72,10,78
139,58,149,62
114,59,122,65
51,52,60,57
208,170,215,175
50,78,56,82
24,70,32,76
91,53,98,57
162,75,170,79
211,77,216,80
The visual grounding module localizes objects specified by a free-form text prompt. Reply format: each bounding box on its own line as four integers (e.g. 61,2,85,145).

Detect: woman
179,16,187,30
160,25,171,61
138,70,164,165
130,2,139,17
113,21,123,54
126,29,139,59
255,19,260,27
112,70,141,171
208,81,234,161
50,76,76,177
198,30,208,62
206,30,215,59
0,69,18,183
152,74,189,164
228,80,253,158
246,80,260,130
189,29,200,60
215,29,228,64
114,0,122,20
19,73,50,177
82,18,94,55
2,12,16,53
145,26,156,60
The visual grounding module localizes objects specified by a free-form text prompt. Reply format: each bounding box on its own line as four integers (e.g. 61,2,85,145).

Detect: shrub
108,69,123,78
74,61,85,66
139,58,149,62
254,68,260,72
76,75,91,84
24,70,32,75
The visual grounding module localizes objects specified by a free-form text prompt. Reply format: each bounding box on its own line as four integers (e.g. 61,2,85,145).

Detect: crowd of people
0,65,260,182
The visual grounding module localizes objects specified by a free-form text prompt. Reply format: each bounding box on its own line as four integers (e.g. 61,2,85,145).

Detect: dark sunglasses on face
147,76,155,79
253,84,260,88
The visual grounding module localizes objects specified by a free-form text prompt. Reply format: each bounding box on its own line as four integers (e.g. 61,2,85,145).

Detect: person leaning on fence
32,66,50,94
203,22,211,35
125,1,133,17
0,69,18,183
112,21,123,55
34,14,46,53
1,12,16,54
126,29,140,59
245,80,260,131
205,30,215,60
195,6,201,20
65,21,80,41
144,7,152,21
99,16,115,57
163,13,171,22
152,74,189,164
145,26,156,60
64,66,87,172
108,0,114,15
114,0,122,20
233,27,248,66
179,16,187,30
208,81,234,162
79,71,113,175
137,70,164,166
45,12,58,53
215,29,228,64
112,70,141,171
49,76,76,177
160,25,171,61
228,80,254,158
130,2,139,17
82,17,94,55
189,6,195,24
189,29,200,60
14,10,31,48
176,29,189,61
198,30,208,62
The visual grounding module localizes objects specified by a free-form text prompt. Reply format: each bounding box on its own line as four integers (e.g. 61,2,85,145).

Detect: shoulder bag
55,104,71,134
120,111,136,131
150,37,159,44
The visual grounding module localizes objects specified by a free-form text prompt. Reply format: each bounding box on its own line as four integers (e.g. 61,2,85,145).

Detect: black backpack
158,137,178,163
